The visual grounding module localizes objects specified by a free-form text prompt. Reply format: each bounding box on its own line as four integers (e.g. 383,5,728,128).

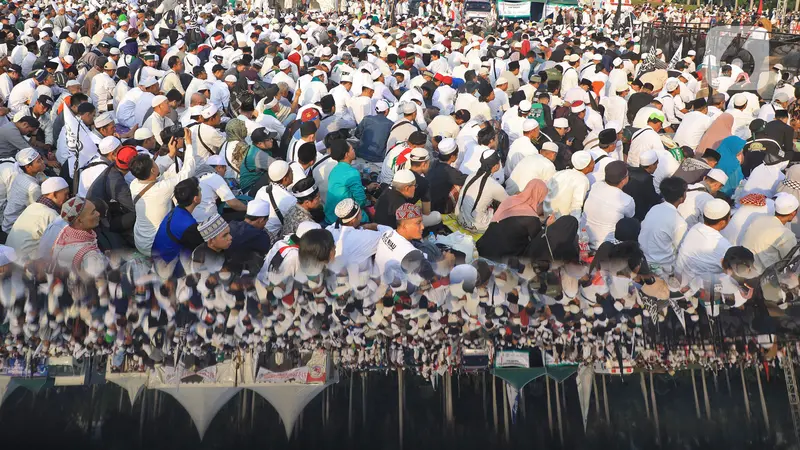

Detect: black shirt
476,216,543,260
373,188,410,228
627,92,655,125
622,167,662,221
428,160,467,214
410,170,430,205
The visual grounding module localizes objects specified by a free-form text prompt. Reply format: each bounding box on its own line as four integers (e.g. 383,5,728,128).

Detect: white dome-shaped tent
246,382,332,439
107,372,149,406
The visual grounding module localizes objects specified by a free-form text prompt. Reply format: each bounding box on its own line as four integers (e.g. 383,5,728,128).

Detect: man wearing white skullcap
505,119,541,177
506,141,558,195
741,192,800,275
606,57,627,99
255,160,297,242
226,199,273,266
428,137,468,213
729,93,754,139
189,104,225,158
3,148,44,233
543,150,594,219
77,135,121,197
657,77,684,126
143,95,175,146
678,168,728,228
676,198,732,282
6,176,69,262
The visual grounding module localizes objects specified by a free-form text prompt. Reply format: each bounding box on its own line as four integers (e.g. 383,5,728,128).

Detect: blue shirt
152,207,197,263
355,114,393,162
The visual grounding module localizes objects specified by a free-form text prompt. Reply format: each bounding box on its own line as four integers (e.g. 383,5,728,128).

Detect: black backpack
164,10,177,30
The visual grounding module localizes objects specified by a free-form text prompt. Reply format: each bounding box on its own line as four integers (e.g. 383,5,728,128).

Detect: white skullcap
134,128,154,140
68,32,77,39
334,198,361,222
201,104,219,119
340,74,353,83
246,199,270,217
151,95,168,108
268,160,290,181
703,198,730,220
519,100,532,112
376,99,392,113
775,192,800,215
207,155,226,166
393,169,416,184
522,119,539,132
401,102,416,114
362,79,375,90
615,83,629,93
775,92,791,103
224,74,237,83
140,77,158,87
322,47,332,56
664,77,679,92
63,55,75,65
94,112,114,128
568,54,580,62
438,138,457,155
571,151,592,170
41,177,69,195
295,221,320,238
613,57,623,66
592,54,603,61
606,121,622,133
707,168,728,185
774,63,785,71
494,77,508,87
639,150,658,166
553,118,569,128
66,80,81,88
16,148,39,166
732,93,747,107
541,142,559,153
278,60,292,70
0,245,17,266
99,136,121,155
688,50,696,56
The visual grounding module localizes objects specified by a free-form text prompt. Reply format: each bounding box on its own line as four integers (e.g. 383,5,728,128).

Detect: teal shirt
324,162,369,224
239,145,263,193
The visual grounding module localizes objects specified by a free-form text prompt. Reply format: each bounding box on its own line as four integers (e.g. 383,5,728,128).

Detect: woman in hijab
695,112,733,155
476,180,547,259
715,135,746,197
222,119,250,174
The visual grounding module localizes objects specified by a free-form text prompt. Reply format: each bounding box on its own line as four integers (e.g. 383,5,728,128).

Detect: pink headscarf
695,112,734,156
492,179,548,222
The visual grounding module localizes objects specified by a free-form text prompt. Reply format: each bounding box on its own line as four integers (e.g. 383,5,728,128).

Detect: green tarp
493,364,580,389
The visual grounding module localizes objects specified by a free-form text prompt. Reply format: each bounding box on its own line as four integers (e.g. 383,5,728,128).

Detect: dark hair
71,92,89,105
704,149,721,163
16,116,40,128
168,55,181,68
776,109,789,120
298,229,335,264
660,177,688,203
297,142,317,165
329,139,350,161
129,154,154,180
477,126,496,146
174,177,200,207
166,89,183,103
643,83,654,91
454,109,471,122
116,66,130,79
508,61,520,71
77,102,96,115
300,121,317,138
192,66,206,77
704,214,730,226
292,177,318,204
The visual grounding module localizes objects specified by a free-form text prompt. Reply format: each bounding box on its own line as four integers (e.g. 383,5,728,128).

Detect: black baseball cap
252,128,276,143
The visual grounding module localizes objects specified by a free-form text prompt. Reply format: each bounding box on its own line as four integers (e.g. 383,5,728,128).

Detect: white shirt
639,202,688,271
677,184,714,229
348,95,375,124
505,136,540,177
501,107,526,143
112,80,130,113
741,214,797,275
90,72,116,112
130,143,197,255
582,182,636,250
194,172,236,222
673,111,712,149
676,223,732,282
722,203,772,246
77,155,113,197
455,172,508,232
627,127,663,167
506,154,556,195
143,113,175,146
329,84,353,114
374,229,417,274
209,80,230,110
543,169,590,219
134,92,156,126
190,123,225,159
0,73,13,105
742,161,789,198
255,183,297,239
7,79,36,117
600,95,627,127
3,172,40,233
5,202,60,262
116,87,145,129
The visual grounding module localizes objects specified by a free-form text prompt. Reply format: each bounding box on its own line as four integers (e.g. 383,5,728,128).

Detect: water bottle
427,232,436,244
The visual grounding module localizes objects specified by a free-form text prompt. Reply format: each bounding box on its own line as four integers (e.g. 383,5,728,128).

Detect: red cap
116,146,139,171
301,108,319,122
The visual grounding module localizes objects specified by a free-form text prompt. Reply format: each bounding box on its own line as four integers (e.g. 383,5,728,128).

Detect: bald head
190,93,207,107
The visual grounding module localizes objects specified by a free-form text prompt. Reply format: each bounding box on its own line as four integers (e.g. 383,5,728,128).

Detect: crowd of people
0,0,797,378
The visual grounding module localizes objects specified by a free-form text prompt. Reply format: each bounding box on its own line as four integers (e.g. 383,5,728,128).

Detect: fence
639,22,800,78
